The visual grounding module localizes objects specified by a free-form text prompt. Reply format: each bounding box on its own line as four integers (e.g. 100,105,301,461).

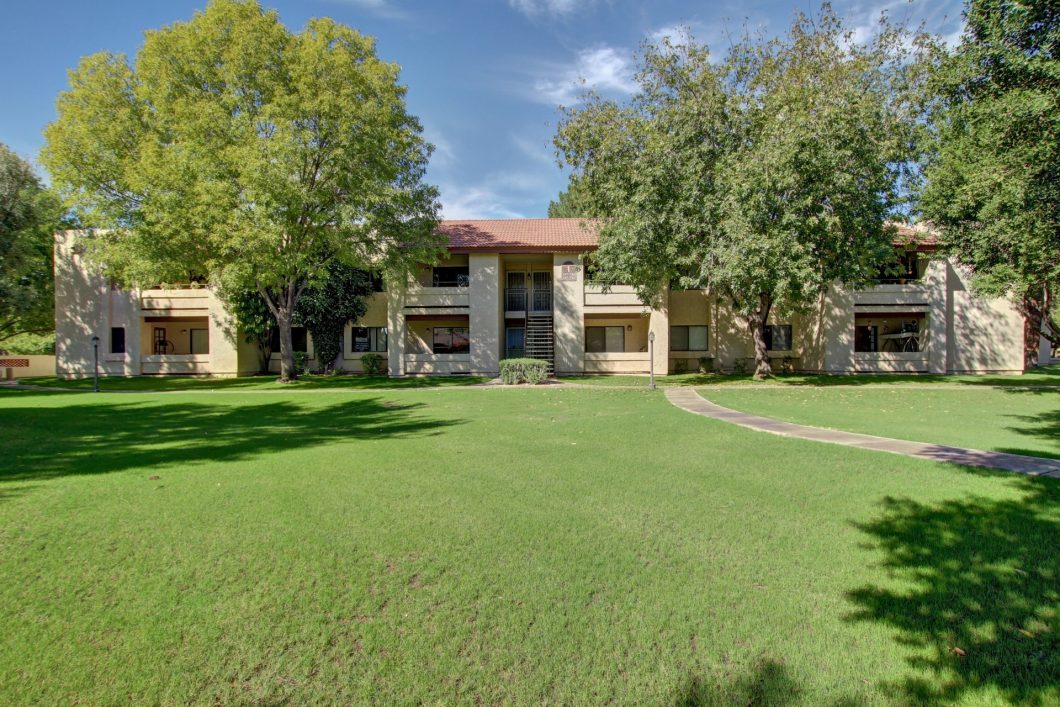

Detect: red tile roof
438,218,599,251
436,218,936,251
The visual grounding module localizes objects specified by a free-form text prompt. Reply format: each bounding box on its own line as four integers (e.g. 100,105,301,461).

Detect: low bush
360,352,385,375
499,358,550,385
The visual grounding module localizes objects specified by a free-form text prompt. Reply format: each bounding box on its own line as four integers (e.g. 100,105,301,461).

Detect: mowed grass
0,387,1057,704
18,373,490,391
561,364,1060,388
702,386,1060,460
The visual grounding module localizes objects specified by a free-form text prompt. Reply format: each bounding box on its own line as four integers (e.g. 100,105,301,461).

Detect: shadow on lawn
0,395,460,484
672,657,855,706
847,476,1060,705
1000,405,1060,459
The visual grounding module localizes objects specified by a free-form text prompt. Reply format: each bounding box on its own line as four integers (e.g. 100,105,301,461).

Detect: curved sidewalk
665,388,1060,478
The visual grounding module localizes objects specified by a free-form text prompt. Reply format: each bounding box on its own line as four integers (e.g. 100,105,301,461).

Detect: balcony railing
505,288,552,312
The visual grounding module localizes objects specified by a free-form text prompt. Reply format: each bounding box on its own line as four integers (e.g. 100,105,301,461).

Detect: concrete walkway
665,388,1060,478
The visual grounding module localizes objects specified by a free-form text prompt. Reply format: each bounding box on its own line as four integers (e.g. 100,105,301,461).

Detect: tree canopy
0,143,63,344
42,0,443,380
555,8,927,377
921,0,1059,366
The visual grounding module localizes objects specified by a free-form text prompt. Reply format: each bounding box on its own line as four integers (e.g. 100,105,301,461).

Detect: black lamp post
648,330,656,390
91,335,100,392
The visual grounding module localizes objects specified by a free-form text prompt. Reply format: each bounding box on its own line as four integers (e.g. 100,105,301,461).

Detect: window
190,329,209,355
854,314,924,353
110,327,126,354
506,327,525,358
432,327,470,354
369,273,385,292
352,327,387,352
671,325,709,351
586,326,625,353
764,324,793,351
432,266,470,287
270,326,308,353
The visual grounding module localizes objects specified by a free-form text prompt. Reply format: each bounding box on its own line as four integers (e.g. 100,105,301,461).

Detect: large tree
42,0,443,380
555,9,926,377
920,0,1059,368
0,143,62,344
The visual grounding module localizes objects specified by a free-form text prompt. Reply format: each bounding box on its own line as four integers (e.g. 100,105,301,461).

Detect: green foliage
555,6,927,378
697,356,714,374
293,351,310,376
0,144,64,342
0,332,55,355
296,263,374,373
499,358,550,384
359,352,385,375
547,176,594,218
220,286,275,373
41,0,444,380
920,0,1060,365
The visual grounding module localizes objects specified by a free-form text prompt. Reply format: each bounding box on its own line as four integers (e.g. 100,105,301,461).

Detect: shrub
293,351,311,376
698,356,714,374
360,352,385,375
673,358,688,374
499,358,550,385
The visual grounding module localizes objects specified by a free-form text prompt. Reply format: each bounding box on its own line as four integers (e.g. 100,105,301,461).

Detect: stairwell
525,313,555,373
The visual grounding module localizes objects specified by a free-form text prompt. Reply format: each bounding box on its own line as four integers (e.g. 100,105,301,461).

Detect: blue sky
0,0,964,218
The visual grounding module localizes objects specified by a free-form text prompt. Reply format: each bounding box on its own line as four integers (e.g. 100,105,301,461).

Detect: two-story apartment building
54,219,1040,379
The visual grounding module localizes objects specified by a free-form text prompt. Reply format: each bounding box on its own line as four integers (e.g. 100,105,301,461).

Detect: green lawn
701,386,1060,460
0,386,1056,704
18,373,490,391
561,364,1060,388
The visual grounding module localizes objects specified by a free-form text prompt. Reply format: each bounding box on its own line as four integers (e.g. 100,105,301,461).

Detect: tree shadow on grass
999,406,1060,459
671,657,841,706
847,476,1060,704
0,395,461,484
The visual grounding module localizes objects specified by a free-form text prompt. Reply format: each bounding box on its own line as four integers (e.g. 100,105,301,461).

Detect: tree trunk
742,292,774,380
260,280,301,382
275,306,296,382
1021,291,1043,371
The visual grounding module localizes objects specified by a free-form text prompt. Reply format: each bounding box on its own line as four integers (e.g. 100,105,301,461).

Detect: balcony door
506,271,526,311
530,271,552,312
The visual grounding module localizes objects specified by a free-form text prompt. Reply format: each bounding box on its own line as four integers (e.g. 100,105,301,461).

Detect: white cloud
512,134,555,166
533,46,637,106
439,184,527,220
509,0,590,18
439,170,555,219
423,127,455,168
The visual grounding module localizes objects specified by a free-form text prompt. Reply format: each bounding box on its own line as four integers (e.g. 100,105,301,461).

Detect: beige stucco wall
56,231,260,378
341,292,388,373
553,253,585,375
0,355,55,379
55,232,1030,378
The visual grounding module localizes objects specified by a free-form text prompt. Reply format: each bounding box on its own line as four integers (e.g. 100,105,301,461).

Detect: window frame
670,325,709,352
432,326,470,354
109,326,126,355
585,325,625,353
764,324,793,352
351,326,387,353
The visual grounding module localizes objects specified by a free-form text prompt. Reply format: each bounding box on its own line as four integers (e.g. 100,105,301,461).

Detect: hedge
499,358,550,385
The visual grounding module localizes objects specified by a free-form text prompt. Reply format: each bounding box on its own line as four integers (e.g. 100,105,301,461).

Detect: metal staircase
525,312,554,373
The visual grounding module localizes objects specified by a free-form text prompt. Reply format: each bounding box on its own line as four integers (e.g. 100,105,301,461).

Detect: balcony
505,288,552,314
140,287,211,314
404,284,470,311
